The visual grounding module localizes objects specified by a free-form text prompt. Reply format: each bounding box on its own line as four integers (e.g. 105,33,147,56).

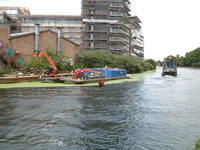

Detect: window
89,42,94,47
69,27,74,32
88,25,94,31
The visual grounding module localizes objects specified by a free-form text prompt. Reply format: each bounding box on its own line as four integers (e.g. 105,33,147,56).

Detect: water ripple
0,68,200,149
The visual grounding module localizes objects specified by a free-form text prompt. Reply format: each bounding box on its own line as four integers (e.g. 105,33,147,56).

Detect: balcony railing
110,12,124,17
124,2,131,10
110,37,126,42
110,28,129,36
110,3,123,8
110,46,124,51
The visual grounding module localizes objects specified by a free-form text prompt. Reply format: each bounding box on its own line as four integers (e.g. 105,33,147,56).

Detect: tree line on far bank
162,47,200,67
27,48,156,74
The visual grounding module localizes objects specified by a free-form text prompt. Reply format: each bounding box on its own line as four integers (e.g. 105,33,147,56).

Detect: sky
1,0,200,61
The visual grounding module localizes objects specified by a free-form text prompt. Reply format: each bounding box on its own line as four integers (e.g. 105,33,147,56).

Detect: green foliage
185,47,200,67
27,46,72,73
116,55,143,73
76,50,117,68
142,61,154,71
173,47,200,67
166,56,178,65
1,63,13,74
193,139,200,150
145,59,157,69
76,50,156,73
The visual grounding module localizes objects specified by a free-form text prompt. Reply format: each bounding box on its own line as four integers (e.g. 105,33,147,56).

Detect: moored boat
40,68,129,85
0,75,40,84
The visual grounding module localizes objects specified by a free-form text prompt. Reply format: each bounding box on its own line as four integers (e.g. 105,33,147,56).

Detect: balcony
110,3,123,8
110,12,124,17
124,2,131,11
110,46,124,51
110,36,125,42
110,28,129,36
132,40,144,48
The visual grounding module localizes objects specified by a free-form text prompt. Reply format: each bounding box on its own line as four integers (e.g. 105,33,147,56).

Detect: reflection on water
0,68,200,150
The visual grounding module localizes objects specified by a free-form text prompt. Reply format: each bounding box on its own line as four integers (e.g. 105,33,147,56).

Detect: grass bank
193,139,200,150
0,71,155,89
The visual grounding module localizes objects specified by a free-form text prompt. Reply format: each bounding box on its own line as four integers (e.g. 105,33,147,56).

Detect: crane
73,69,105,86
33,50,57,77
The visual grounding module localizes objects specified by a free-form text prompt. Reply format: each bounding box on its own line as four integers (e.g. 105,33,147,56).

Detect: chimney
57,27,63,56
34,23,40,52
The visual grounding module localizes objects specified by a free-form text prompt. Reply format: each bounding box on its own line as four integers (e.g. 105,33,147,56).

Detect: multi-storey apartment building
81,0,132,55
129,16,144,57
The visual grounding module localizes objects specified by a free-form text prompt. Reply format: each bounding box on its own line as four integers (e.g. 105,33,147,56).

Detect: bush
142,61,154,71
76,50,117,68
145,59,157,69
27,46,72,73
76,50,156,73
192,61,200,67
193,139,200,150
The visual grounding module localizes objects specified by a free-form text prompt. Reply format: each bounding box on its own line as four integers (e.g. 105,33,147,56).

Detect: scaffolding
82,0,131,54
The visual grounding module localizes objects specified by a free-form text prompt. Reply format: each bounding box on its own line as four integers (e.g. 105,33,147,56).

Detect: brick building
0,23,10,45
9,29,80,64
0,23,80,70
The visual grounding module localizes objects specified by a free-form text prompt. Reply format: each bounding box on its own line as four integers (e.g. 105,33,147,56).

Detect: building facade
1,2,144,58
20,15,82,45
9,29,80,64
0,6,30,33
129,16,144,57
0,19,80,69
0,7,82,45
81,0,132,55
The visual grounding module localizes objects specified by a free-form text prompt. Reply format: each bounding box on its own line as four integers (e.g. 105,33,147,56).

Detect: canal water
0,68,200,150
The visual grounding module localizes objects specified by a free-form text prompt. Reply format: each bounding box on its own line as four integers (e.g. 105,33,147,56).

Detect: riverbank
0,70,155,89
193,139,200,150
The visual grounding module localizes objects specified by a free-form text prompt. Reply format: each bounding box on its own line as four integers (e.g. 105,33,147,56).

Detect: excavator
33,50,57,77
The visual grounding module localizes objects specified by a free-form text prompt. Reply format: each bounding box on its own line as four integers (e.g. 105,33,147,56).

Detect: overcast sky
1,0,200,60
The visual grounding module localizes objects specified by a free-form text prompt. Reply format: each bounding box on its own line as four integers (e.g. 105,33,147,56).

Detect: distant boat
162,62,177,76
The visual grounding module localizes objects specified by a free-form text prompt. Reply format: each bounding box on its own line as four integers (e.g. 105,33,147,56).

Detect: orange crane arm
73,69,102,79
40,52,57,72
79,69,102,74
33,51,57,72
